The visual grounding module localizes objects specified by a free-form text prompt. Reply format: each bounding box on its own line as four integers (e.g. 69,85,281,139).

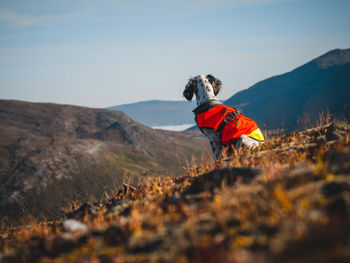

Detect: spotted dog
183,74,264,160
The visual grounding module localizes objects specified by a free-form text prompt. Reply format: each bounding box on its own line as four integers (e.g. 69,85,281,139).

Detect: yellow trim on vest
247,128,265,141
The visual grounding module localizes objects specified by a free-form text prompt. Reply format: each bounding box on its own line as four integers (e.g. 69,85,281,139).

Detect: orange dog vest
194,100,264,145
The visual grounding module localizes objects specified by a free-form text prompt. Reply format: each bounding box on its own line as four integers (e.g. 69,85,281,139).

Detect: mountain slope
0,100,210,225
225,48,350,130
1,122,349,263
108,100,196,127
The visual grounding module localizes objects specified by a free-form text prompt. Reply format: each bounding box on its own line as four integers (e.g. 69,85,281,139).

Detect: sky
0,0,349,108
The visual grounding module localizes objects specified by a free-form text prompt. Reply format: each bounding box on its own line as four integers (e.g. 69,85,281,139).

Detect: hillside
0,100,210,226
225,48,350,130
0,121,349,263
108,100,197,128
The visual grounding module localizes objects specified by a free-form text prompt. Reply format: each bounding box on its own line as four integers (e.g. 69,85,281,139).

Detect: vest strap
217,110,241,134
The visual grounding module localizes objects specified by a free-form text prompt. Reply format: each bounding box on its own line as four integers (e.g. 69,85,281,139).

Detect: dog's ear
183,78,196,101
207,74,222,96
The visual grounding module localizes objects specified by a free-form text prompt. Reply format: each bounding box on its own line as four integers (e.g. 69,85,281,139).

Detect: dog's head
183,74,222,102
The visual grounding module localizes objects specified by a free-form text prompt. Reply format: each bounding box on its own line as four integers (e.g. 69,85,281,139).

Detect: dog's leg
236,134,262,149
202,129,227,160
211,141,227,160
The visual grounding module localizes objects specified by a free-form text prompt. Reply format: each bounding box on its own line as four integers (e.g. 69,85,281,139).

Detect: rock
127,233,163,253
285,165,319,190
322,181,350,221
185,167,262,194
304,143,318,152
316,135,327,144
258,224,278,237
62,219,88,233
225,217,241,228
43,234,74,257
321,182,345,198
304,126,322,137
197,215,222,235
325,197,349,220
66,202,97,220
104,224,125,244
107,199,131,216
325,124,346,141
328,150,350,174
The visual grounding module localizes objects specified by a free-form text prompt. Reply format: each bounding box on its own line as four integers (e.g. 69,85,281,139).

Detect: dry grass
1,121,350,263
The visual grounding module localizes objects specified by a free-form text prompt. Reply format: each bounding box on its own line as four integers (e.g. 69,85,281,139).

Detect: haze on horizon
0,0,350,108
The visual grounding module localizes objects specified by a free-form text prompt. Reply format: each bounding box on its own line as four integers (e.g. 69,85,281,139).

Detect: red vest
195,103,259,145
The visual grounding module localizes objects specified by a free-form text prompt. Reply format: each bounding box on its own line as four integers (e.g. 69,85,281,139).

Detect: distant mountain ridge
108,100,197,127
225,48,350,130
0,100,209,225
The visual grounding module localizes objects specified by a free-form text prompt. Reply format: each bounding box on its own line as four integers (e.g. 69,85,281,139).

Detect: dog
183,74,264,160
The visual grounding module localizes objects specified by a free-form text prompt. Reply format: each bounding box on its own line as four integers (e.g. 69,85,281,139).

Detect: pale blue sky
0,0,349,108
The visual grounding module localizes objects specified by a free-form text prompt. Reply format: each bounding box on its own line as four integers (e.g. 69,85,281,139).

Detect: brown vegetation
0,121,349,262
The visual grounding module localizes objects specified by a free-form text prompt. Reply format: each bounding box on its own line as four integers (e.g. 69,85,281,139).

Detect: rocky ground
0,122,349,263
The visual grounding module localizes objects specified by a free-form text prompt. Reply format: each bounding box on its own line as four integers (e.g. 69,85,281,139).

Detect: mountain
0,100,210,225
225,48,350,130
108,100,197,128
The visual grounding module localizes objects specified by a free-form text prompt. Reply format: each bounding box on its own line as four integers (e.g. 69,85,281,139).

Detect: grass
0,121,350,262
